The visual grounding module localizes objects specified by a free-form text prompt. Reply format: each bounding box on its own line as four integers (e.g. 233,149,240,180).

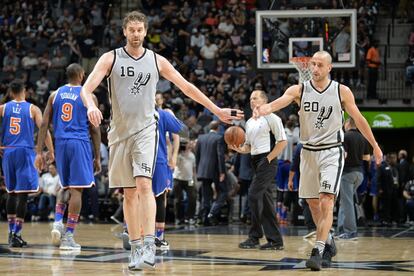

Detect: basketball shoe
10,234,27,247
322,238,337,267
128,247,143,271
155,237,170,250
138,240,156,269
306,248,322,271
51,221,64,246
60,232,81,251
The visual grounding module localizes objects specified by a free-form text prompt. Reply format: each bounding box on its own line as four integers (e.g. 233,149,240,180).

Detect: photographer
173,138,197,225
403,179,414,225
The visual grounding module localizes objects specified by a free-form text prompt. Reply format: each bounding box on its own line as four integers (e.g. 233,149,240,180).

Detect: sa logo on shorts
321,181,331,190
141,163,152,174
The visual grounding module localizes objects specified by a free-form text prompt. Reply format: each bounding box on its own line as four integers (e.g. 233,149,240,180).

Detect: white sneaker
60,232,81,251
138,243,156,269
51,221,64,246
128,248,143,271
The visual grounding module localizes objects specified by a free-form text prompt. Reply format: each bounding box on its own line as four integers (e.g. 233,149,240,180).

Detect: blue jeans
406,198,414,221
337,171,363,234
38,193,56,217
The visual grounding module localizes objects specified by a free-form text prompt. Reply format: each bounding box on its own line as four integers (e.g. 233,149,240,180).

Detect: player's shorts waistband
302,142,342,151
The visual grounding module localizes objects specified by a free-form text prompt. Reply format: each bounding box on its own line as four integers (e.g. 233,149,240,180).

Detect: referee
230,90,286,250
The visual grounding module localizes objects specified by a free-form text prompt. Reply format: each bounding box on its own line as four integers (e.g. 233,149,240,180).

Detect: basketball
224,126,245,146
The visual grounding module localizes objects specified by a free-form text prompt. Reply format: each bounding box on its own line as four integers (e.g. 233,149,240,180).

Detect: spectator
37,164,60,221
71,17,86,37
403,180,414,225
91,4,104,45
337,118,370,240
366,39,381,99
3,49,19,73
78,29,97,74
21,51,39,70
57,9,74,27
195,121,227,225
218,16,235,36
35,74,50,104
405,49,414,86
173,138,197,225
377,153,402,225
38,51,52,71
190,28,205,52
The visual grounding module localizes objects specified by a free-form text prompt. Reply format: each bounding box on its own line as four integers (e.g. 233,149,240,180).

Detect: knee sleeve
16,194,28,219
6,193,17,215
156,193,166,223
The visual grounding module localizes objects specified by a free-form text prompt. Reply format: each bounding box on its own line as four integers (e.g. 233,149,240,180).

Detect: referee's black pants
248,153,283,245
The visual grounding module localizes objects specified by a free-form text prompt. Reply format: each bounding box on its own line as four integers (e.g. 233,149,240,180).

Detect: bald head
312,51,332,65
310,51,333,81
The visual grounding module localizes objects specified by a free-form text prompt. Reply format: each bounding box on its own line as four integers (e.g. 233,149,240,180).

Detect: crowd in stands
0,0,413,229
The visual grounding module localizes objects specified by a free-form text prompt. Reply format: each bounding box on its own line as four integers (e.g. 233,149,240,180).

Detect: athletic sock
315,240,325,256
7,215,16,234
155,227,165,240
55,203,66,223
14,218,24,236
66,213,79,234
130,238,142,251
144,234,155,245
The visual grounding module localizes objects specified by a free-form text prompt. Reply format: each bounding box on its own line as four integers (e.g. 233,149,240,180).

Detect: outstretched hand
216,108,244,124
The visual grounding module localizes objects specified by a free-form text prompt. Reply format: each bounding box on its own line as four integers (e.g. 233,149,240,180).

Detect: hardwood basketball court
1,223,413,275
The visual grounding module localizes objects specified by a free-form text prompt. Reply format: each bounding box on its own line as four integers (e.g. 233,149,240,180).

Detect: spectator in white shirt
37,164,61,220
190,28,205,51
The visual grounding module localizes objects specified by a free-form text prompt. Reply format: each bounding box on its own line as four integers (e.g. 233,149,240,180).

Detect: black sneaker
10,234,27,248
328,238,337,257
306,248,322,271
155,237,170,250
239,238,260,249
8,233,12,246
259,241,284,250
322,238,337,267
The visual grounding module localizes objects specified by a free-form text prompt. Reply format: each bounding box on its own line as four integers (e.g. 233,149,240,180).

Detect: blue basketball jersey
156,109,184,164
52,85,89,141
1,101,34,148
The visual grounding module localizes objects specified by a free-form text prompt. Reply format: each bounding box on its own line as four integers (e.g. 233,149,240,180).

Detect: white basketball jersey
107,47,159,146
298,80,344,149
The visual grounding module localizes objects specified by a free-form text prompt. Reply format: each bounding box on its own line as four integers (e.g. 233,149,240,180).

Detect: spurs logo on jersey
299,80,344,147
315,106,333,129
130,72,150,96
106,47,159,146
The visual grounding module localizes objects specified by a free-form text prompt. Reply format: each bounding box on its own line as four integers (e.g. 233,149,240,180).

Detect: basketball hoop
290,57,313,84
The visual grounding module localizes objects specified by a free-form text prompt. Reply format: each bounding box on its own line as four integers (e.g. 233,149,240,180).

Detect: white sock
130,239,142,251
315,240,325,256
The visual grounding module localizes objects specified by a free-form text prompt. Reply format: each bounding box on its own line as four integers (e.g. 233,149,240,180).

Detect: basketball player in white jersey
80,11,243,271
254,51,382,271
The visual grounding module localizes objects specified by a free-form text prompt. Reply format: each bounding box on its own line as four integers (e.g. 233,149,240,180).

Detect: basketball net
290,57,312,84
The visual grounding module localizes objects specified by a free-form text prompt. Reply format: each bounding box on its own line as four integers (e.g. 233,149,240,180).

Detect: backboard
256,9,357,69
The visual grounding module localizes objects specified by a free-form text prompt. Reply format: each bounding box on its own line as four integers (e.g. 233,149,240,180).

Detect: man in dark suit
196,121,226,225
